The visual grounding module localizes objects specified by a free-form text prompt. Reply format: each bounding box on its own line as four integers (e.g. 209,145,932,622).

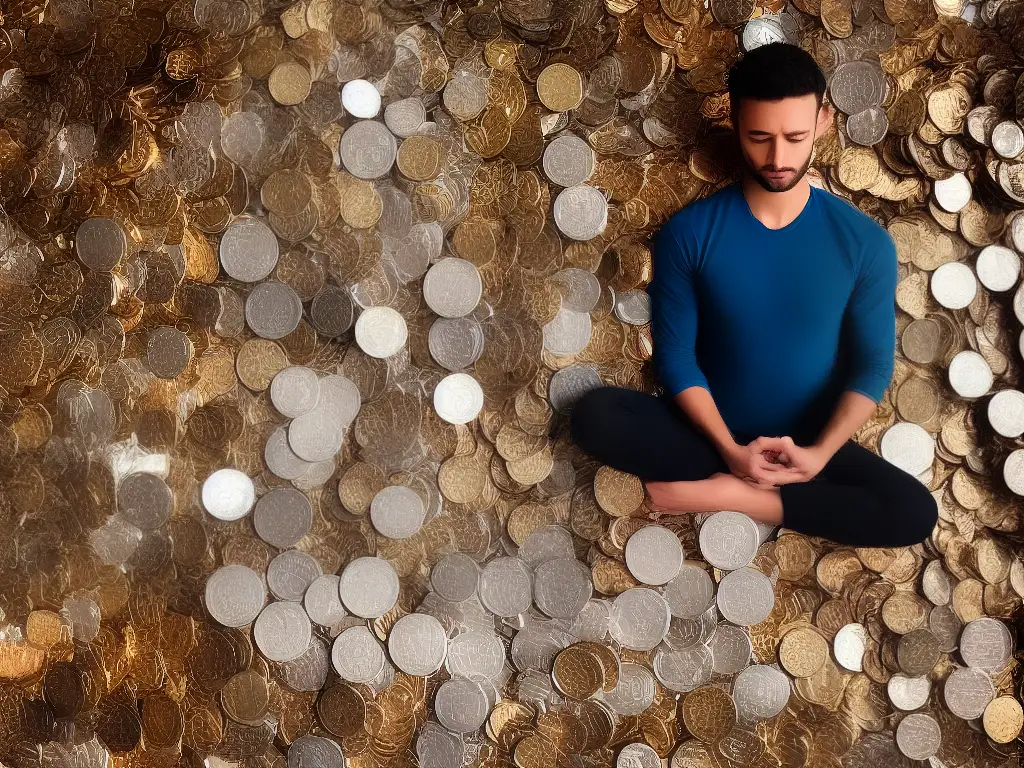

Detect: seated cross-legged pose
570,42,938,549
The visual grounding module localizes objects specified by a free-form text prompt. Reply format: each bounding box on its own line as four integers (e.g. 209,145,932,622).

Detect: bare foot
645,473,745,516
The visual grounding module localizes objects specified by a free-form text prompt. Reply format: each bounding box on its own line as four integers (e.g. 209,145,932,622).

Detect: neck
740,174,811,230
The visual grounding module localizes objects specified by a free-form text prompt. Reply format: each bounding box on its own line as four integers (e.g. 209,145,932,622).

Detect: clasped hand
725,436,827,489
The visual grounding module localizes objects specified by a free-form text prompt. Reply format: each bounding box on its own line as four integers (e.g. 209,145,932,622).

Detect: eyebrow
747,129,811,137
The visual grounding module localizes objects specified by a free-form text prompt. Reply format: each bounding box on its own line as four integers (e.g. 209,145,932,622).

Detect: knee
569,387,621,454
888,481,938,546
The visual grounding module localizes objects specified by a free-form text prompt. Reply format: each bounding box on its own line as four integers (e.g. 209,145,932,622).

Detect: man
570,42,938,548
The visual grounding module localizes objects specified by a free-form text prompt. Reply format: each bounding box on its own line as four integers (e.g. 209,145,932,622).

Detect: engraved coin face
339,557,400,618
253,601,312,662
339,120,397,179
552,185,608,241
331,625,385,683
716,567,774,626
610,588,671,651
388,613,448,676
732,664,790,725
204,564,266,627
944,666,996,719
624,525,683,586
698,511,760,571
959,617,1014,673
220,217,279,282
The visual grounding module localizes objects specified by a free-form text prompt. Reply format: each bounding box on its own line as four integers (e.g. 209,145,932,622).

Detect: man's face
734,93,831,193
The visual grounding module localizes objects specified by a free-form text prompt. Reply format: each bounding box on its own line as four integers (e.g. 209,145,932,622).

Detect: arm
813,233,898,460
647,222,739,455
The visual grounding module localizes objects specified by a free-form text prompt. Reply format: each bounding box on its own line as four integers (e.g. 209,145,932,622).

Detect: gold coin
593,465,644,516
552,645,605,699
261,168,312,217
983,696,1024,743
268,60,312,105
396,135,443,181
536,63,584,112
779,626,829,678
318,683,367,738
681,686,736,743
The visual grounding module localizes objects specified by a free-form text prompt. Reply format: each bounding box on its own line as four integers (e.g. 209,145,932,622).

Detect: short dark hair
726,43,827,121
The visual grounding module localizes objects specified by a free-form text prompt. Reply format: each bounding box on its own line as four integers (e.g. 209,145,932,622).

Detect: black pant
569,386,938,548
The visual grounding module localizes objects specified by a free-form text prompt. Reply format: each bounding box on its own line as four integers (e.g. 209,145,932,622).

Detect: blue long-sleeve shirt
647,181,897,445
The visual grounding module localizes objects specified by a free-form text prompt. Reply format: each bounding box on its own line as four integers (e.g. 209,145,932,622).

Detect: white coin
354,306,407,358
976,244,1020,292
1004,449,1024,495
341,79,381,119
834,623,867,672
933,172,972,213
988,389,1024,438
879,422,934,476
930,262,977,309
370,485,426,539
201,468,255,521
331,625,385,682
624,525,683,586
433,373,484,425
948,350,993,398
339,556,400,618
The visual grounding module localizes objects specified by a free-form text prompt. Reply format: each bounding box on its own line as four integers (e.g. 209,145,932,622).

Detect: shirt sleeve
646,220,710,397
843,231,898,402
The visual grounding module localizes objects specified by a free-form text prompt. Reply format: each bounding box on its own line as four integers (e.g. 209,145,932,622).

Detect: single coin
609,588,671,651
310,285,354,337
201,468,255,521
76,217,126,271
930,261,977,309
543,308,592,355
614,290,652,325
396,135,443,181
698,511,760,571
204,564,266,627
897,628,942,677
245,280,303,340
303,574,346,627
710,623,752,675
887,673,931,711
1005,449,1024,495
934,172,972,212
543,133,595,187
264,425,313,480
117,472,173,531
617,743,660,768
423,257,482,318
742,15,787,51
833,623,867,672
434,677,491,733
369,485,426,539
944,666,996,719
354,305,407,358
384,97,426,137
988,389,1024,437
976,244,1020,291
716,567,774,626
779,626,828,677
267,550,322,601
553,185,608,241
983,696,1024,743
147,326,193,379
948,350,993,399
552,645,605,699
268,60,312,105
732,664,790,725
829,60,885,114
601,662,656,716
433,373,484,425
992,120,1024,158
253,487,313,549
895,712,941,760
331,625,385,682
270,366,320,418
430,553,480,602
879,422,934,476
340,120,397,179
253,601,312,662
220,217,279,282
653,644,713,693
339,556,399,618
287,736,343,768
446,630,505,680
548,365,603,414
261,169,311,217
341,79,381,118
846,106,889,146
681,686,736,743
624,525,683,586
428,316,485,372
388,613,447,676
536,63,584,112
663,564,715,619
479,556,532,617
960,617,1013,673
534,557,592,619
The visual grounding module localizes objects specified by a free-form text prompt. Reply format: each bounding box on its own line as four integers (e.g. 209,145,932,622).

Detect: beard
740,143,814,193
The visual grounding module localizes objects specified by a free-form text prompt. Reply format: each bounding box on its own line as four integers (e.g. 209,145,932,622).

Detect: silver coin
664,605,718,650
428,316,485,371
253,488,313,549
279,636,330,692
354,305,408,358
519,525,576,568
960,617,1014,673
552,184,608,241
933,172,972,213
75,217,126,272
716,567,774,626
270,366,320,418
542,133,595,187
433,373,484,425
201,468,255,521
220,217,279,282
571,599,611,642
245,280,302,340
922,559,953,606
992,119,1024,159
221,111,264,167
663,564,715,619
388,613,448,676
895,713,942,760
147,326,193,379
534,558,592,619
339,120,397,179
1005,448,1024,495
551,268,602,313
834,623,868,672
846,106,889,146
511,622,574,671
116,472,173,532
742,14,786,50
988,389,1024,438
264,425,314,480
480,557,533,618
303,574,347,627
948,350,993,399
339,556,400,618
887,673,931,711
613,289,652,325
617,743,660,768
204,564,266,627
710,623,752,674
287,735,344,768
879,422,935,476
253,601,312,662
383,96,426,138
430,552,480,602
624,525,683,586
416,723,463,768
732,664,790,725
944,665,996,719
288,375,361,462
975,243,1020,292
446,630,506,679
610,588,671,651
442,72,488,121
829,60,886,114
423,257,482,318
601,662,656,716
542,308,592,356
698,511,760,571
1011,556,1024,598
930,604,962,653
930,261,977,309
370,484,426,539
331,625,385,682
434,677,490,733
267,550,322,601
652,644,712,693
548,365,603,414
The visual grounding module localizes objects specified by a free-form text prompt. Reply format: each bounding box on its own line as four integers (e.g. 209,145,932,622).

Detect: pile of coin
0,0,1023,765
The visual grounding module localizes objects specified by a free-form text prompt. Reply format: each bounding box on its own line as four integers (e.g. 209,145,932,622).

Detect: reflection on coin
888,673,931,711
253,601,312,662
354,306,408,358
370,485,426,539
833,623,867,672
617,743,660,768
205,564,266,627
698,511,760,571
339,557,400,618
388,613,448,676
623,525,683,586
331,625,385,683
341,79,381,119
201,468,255,521
433,373,484,425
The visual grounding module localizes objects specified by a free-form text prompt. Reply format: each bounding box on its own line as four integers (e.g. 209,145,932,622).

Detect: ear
815,103,835,138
